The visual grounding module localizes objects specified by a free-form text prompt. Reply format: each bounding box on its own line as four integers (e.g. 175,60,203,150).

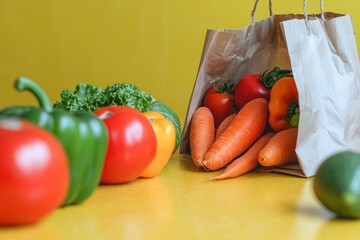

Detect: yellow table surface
1,153,360,240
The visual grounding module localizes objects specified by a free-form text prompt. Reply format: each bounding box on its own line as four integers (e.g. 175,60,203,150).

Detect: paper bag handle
251,0,272,24
251,0,325,24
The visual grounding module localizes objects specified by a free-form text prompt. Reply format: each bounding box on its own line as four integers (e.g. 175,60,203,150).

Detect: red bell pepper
94,106,157,184
0,118,69,225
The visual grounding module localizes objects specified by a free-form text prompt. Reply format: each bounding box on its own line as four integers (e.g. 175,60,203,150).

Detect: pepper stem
260,67,292,89
15,77,53,112
287,101,299,128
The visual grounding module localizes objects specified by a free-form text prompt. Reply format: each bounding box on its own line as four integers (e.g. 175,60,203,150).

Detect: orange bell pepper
141,111,176,178
268,76,299,132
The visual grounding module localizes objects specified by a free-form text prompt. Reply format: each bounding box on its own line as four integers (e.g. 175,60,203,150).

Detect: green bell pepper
0,77,108,206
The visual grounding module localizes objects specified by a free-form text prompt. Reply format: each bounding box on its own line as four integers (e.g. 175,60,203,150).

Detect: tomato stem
214,80,235,94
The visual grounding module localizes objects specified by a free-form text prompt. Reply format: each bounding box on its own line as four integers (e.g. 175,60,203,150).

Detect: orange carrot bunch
202,98,268,170
189,97,299,180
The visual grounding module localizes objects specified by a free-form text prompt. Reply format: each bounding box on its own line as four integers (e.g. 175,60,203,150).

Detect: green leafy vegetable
104,84,155,112
54,83,155,112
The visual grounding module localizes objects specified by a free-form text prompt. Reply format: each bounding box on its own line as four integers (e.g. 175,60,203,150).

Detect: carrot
258,127,298,167
202,98,269,170
213,132,274,180
190,107,215,167
215,114,235,139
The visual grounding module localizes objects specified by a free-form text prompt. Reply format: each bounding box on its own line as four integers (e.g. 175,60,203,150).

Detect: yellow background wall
0,0,358,122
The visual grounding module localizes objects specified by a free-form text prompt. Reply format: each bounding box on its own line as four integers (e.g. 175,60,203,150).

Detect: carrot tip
200,161,212,171
212,175,225,180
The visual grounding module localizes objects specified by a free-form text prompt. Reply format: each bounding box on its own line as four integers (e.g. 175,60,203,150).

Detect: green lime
313,151,360,219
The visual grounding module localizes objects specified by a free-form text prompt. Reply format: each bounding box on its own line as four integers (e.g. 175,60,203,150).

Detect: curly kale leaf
53,84,106,112
104,83,155,112
53,83,155,112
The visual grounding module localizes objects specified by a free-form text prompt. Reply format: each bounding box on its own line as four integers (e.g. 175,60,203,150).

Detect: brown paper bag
180,0,355,177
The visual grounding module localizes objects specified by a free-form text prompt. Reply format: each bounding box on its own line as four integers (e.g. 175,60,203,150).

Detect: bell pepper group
94,106,176,183
0,76,179,226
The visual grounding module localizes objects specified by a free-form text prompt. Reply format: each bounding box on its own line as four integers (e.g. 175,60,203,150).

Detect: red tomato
203,84,236,127
234,74,270,110
94,106,157,184
0,118,69,226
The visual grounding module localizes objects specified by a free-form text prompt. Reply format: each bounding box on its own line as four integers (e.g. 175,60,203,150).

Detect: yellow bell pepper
141,111,176,178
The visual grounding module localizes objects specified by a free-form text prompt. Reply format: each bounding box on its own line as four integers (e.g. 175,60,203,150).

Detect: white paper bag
282,14,360,177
